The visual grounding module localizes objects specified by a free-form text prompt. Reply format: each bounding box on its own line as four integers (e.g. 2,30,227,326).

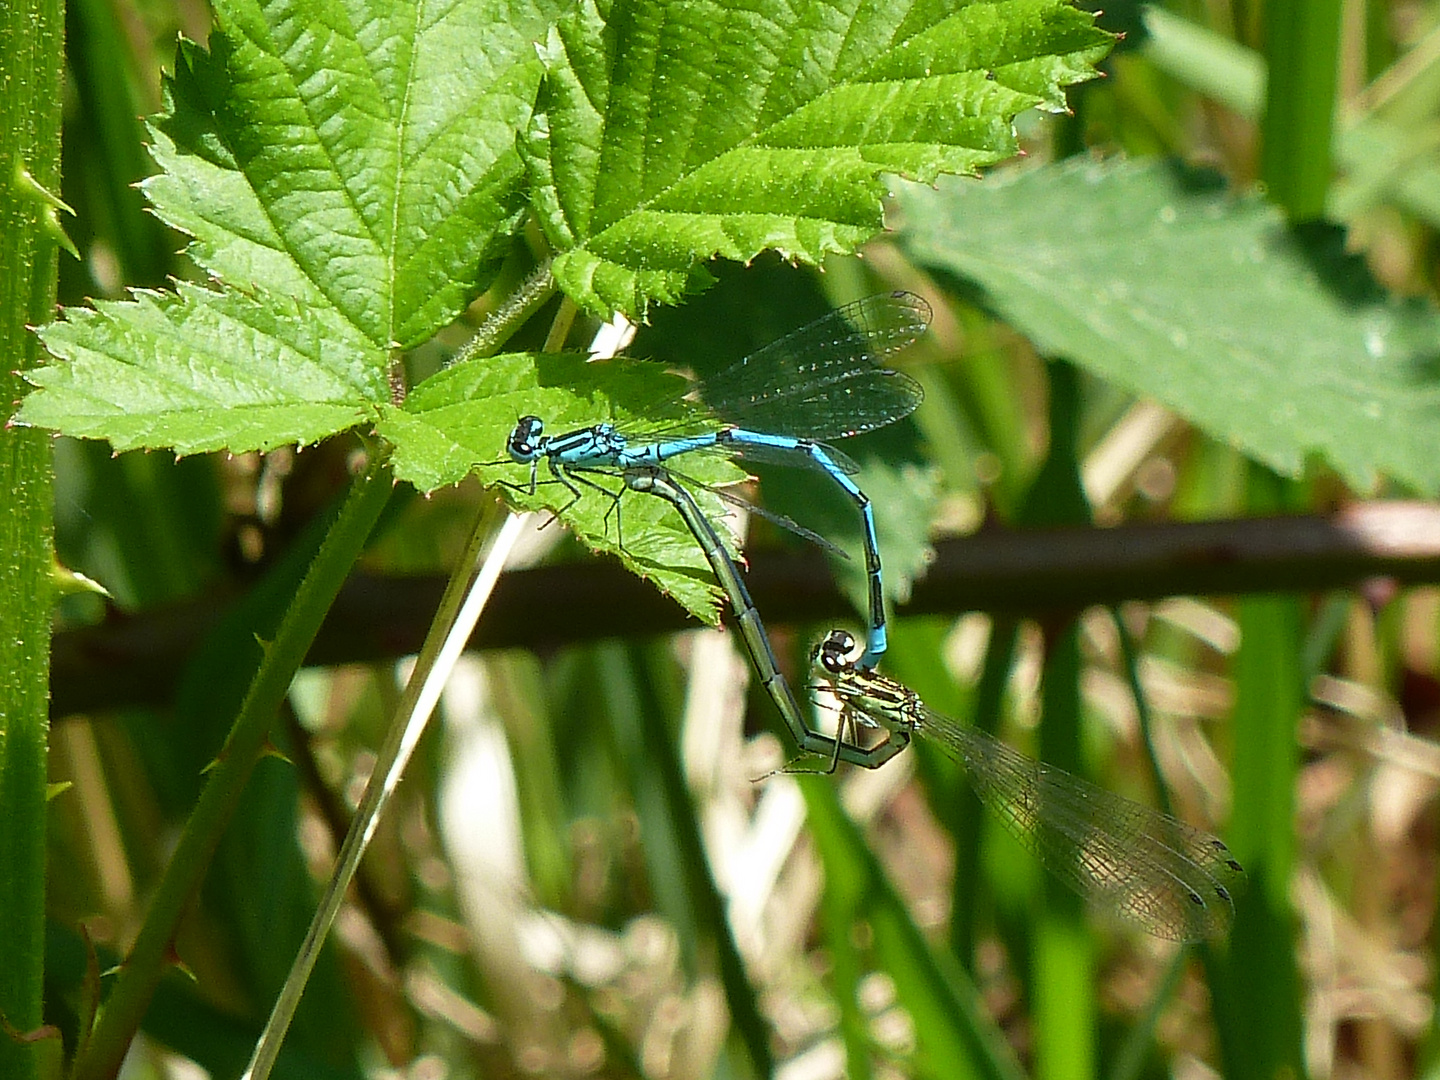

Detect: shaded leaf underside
898,159,1440,494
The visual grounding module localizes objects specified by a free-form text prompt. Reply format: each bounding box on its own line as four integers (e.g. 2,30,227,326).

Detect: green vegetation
7,0,1440,1077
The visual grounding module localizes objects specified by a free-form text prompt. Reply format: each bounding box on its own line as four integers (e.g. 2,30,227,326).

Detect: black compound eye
509,416,544,460
817,629,858,672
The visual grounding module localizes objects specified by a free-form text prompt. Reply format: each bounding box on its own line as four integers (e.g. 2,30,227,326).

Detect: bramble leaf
20,0,561,453
896,158,1440,494
526,0,1114,317
22,284,379,453
17,0,1114,625
380,352,748,620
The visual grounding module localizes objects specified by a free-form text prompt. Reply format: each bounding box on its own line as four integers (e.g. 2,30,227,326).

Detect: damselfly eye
815,629,859,673
508,416,545,462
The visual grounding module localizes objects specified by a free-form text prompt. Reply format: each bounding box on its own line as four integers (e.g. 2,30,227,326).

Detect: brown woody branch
52,501,1440,717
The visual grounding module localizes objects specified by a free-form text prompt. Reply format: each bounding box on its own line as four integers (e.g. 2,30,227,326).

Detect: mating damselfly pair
495,292,928,670
493,294,1244,942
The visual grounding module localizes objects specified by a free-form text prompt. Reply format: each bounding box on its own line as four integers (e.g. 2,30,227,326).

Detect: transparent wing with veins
819,634,1245,942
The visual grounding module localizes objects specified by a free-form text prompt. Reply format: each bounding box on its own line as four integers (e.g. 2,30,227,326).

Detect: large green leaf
144,0,548,351
379,351,747,620
21,0,560,453
896,158,1440,494
22,284,379,453
17,0,1110,624
527,0,1113,317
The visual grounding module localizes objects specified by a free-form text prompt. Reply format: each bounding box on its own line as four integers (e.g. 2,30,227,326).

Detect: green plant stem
1021,361,1094,1080
0,443,53,1080
1110,608,1175,819
1209,465,1306,1080
1105,610,1192,1080
1261,0,1341,219
950,616,1018,969
447,259,555,367
241,502,529,1080
0,0,64,1074
244,270,565,1079
1143,7,1440,230
71,447,396,1080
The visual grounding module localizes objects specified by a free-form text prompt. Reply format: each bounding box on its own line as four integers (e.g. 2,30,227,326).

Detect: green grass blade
55,441,220,608
1209,467,1307,1080
64,0,173,289
886,615,1020,971
1261,0,1342,219
802,778,1026,1080
1022,362,1095,1080
1031,620,1097,1080
818,849,875,1080
954,619,1020,967
1141,6,1265,117
596,641,774,1077
71,453,394,1080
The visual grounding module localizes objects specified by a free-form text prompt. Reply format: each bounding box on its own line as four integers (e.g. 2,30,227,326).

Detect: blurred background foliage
42,0,1440,1076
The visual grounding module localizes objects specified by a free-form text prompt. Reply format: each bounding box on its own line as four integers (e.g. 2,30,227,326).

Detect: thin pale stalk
71,449,396,1080
242,280,571,1078
241,504,532,1080
448,260,555,368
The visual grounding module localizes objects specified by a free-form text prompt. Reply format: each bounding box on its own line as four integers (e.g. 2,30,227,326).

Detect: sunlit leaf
528,0,1113,316
20,0,561,451
382,352,747,620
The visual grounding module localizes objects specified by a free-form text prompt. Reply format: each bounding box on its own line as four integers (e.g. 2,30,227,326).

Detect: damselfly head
508,416,545,463
814,628,861,674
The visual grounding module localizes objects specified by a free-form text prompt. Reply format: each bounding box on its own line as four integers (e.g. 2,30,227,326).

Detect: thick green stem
72,450,395,1080
1261,0,1342,219
0,0,64,1074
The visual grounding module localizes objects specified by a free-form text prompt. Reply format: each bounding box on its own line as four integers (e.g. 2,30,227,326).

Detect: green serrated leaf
24,284,379,453
896,158,1440,495
22,0,561,453
527,0,1113,317
380,351,751,621
146,0,559,350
